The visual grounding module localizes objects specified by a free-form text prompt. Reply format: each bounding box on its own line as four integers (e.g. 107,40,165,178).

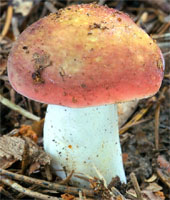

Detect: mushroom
7,4,164,187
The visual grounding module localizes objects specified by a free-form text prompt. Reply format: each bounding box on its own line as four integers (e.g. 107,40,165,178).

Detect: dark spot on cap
32,71,44,84
89,23,101,29
81,83,86,88
72,97,77,103
23,46,28,49
63,92,67,96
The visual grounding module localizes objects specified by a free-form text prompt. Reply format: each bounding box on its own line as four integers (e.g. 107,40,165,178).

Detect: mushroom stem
44,104,126,187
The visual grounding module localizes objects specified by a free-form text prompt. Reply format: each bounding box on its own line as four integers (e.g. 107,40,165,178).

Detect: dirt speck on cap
31,52,52,84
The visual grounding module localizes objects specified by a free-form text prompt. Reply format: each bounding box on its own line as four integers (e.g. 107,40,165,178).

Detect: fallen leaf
145,182,162,192
126,189,137,198
145,174,157,183
115,196,124,200
0,136,25,160
28,161,40,175
23,136,51,173
156,168,170,188
0,135,25,169
127,189,165,200
154,191,165,200
142,189,165,200
0,157,17,169
61,193,75,200
0,135,51,172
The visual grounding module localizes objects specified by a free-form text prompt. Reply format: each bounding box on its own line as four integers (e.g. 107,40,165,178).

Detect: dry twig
21,139,29,174
0,168,95,197
0,5,13,41
0,176,59,200
45,1,58,13
44,164,53,181
120,101,153,134
98,0,107,5
163,51,170,57
154,86,168,150
16,184,40,199
152,32,170,39
158,22,170,35
11,17,20,40
120,118,152,131
157,42,170,48
155,103,161,150
59,170,74,185
0,94,40,121
130,172,144,200
142,0,170,13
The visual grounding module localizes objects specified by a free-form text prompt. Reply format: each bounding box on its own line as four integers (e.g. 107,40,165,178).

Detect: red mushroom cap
8,4,164,108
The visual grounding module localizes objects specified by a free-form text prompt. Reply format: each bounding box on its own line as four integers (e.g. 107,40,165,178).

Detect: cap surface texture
8,4,164,107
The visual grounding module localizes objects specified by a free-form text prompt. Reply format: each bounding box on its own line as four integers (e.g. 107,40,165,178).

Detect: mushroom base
44,104,126,187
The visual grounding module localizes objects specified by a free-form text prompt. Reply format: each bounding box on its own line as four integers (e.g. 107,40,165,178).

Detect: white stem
44,104,126,187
